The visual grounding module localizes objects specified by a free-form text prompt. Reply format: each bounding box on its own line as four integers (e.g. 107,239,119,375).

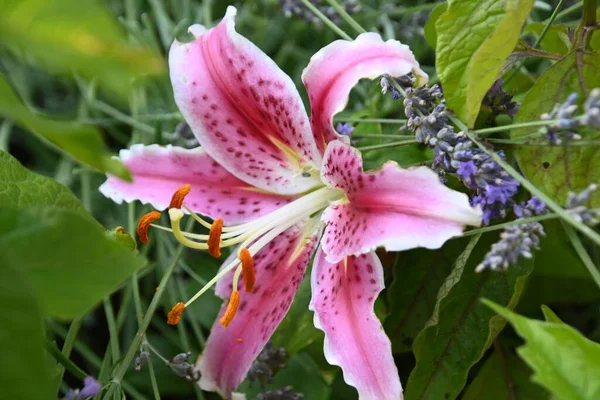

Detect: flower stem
488,138,600,147
203,0,212,27
175,277,206,346
505,0,566,84
299,0,353,40
54,318,83,393
334,117,408,124
45,341,88,380
102,235,189,399
582,0,597,27
358,139,419,151
472,120,553,135
353,134,416,140
103,297,120,363
382,2,443,17
459,213,559,237
451,115,600,248
550,1,583,21
562,221,600,288
324,0,367,34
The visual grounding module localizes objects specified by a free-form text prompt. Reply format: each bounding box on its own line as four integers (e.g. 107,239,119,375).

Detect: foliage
435,0,534,126
1,0,599,399
485,301,600,400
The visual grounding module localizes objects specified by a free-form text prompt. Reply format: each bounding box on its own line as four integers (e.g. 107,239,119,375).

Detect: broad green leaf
462,348,550,400
0,207,146,318
0,150,90,217
272,276,323,355
484,301,600,400
436,0,535,126
0,262,52,400
385,237,469,353
523,23,571,55
0,77,130,180
0,0,164,99
512,52,600,208
424,3,447,50
404,234,534,400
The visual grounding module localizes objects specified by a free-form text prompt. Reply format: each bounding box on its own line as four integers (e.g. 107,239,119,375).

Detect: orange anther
208,218,224,258
137,211,161,244
236,338,243,343
240,248,255,292
169,184,191,209
220,291,240,328
167,302,185,325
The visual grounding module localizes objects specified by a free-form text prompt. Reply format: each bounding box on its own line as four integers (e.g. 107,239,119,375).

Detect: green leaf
484,301,600,400
462,347,550,400
385,237,469,353
272,275,323,355
435,0,535,126
0,150,91,216
523,23,571,55
0,0,164,99
0,207,146,318
424,3,447,50
512,52,600,208
105,226,138,252
0,77,130,180
0,263,53,400
404,233,534,400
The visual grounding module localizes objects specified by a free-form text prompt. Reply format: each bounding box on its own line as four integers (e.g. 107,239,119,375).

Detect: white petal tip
225,5,237,19
188,24,207,37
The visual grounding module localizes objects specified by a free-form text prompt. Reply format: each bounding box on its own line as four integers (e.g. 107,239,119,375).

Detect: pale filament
165,187,343,308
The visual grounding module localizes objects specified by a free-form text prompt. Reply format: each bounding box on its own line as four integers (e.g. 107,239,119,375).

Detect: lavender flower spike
476,222,545,272
567,184,599,225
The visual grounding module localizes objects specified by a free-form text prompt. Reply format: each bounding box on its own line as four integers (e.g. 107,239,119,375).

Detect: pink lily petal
320,141,482,263
302,32,427,154
196,221,320,398
169,6,323,195
99,144,294,225
310,248,402,400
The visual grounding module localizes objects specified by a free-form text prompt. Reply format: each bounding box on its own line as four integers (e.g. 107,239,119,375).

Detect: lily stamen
240,248,255,292
220,290,240,328
137,211,162,244
169,184,191,209
167,302,185,325
208,218,224,258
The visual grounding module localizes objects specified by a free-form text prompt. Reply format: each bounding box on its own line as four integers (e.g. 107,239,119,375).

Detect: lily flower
100,7,481,400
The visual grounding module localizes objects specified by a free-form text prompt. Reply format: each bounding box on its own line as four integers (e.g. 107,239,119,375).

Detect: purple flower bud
335,122,354,136
80,377,102,398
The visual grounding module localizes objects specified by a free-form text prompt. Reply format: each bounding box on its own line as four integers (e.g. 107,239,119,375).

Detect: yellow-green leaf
484,301,600,400
436,0,534,126
0,0,164,99
0,75,130,180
